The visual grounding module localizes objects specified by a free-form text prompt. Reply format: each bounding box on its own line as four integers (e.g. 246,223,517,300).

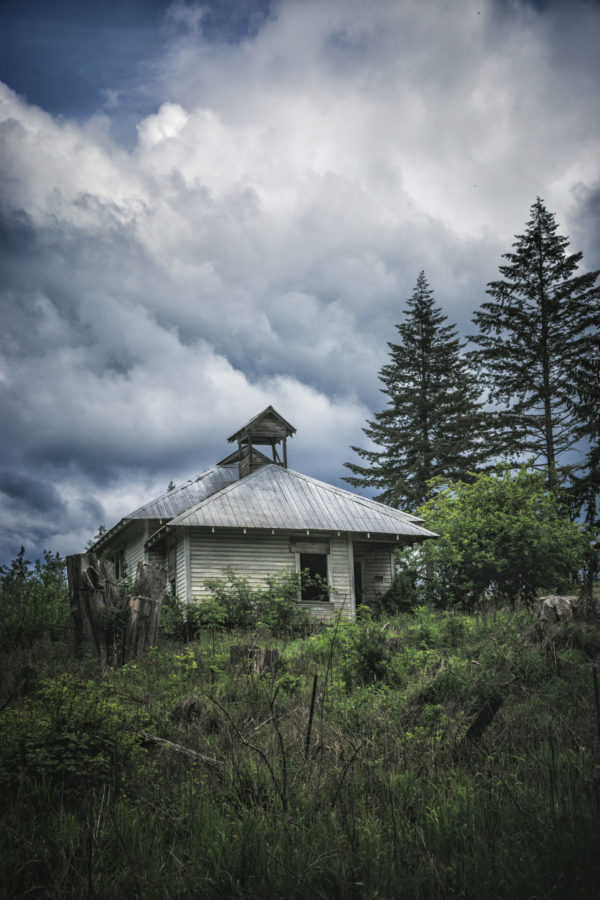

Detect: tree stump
230,645,280,675
67,553,166,666
66,552,120,666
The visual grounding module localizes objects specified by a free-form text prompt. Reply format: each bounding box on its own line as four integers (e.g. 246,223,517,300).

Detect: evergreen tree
571,351,600,607
469,198,600,490
344,272,488,510
572,352,600,518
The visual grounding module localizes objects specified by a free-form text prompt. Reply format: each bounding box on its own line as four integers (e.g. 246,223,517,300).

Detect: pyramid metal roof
168,464,436,541
127,464,239,520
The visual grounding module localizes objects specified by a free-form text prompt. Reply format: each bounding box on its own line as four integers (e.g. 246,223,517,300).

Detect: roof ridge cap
168,463,274,524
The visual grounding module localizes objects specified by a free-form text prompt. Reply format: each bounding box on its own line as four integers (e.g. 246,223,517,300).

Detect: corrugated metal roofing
168,464,437,540
126,464,238,520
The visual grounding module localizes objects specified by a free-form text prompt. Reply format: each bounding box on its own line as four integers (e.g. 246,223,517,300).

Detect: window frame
112,548,126,580
295,548,331,603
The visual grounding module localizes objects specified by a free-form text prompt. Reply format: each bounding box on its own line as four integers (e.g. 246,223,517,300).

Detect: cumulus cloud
0,0,599,561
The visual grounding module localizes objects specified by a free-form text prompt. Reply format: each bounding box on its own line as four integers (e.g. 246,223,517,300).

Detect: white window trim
295,549,331,603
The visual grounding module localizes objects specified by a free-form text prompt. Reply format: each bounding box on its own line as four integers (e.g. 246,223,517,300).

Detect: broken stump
67,552,166,666
230,645,280,675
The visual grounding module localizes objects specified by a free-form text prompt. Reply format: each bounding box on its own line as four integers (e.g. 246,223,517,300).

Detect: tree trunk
537,244,557,491
67,553,166,666
66,552,120,666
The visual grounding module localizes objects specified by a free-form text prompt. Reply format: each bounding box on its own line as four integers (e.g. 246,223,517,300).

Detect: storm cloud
1,0,599,562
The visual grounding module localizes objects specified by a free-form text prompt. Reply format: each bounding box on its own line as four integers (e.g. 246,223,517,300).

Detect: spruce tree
344,272,488,510
469,198,600,490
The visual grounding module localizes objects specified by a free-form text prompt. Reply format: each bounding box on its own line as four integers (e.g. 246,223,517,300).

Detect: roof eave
162,522,438,542
91,517,129,552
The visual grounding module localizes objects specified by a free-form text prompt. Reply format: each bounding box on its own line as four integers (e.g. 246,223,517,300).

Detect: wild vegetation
1,196,597,897
401,467,589,612
1,550,600,899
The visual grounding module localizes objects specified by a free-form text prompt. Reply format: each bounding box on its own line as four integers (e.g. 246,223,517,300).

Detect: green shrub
418,467,589,609
255,571,311,637
158,591,189,641
334,608,393,688
203,568,257,629
380,546,424,614
0,548,71,647
203,567,312,637
0,674,149,793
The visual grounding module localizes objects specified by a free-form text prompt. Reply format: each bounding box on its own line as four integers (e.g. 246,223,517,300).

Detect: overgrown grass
1,603,600,899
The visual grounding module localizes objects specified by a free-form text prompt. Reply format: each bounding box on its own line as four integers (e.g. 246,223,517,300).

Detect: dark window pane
300,552,329,602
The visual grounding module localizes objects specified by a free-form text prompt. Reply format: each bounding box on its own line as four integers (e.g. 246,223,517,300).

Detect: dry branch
140,733,224,769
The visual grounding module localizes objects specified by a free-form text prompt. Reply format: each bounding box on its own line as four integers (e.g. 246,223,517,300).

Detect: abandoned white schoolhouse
92,407,436,619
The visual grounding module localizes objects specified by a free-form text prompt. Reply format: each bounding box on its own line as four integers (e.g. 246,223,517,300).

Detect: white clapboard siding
189,529,354,619
176,534,187,599
299,601,339,621
147,546,165,569
146,520,166,570
357,548,395,606
328,535,353,617
190,531,294,597
124,521,146,581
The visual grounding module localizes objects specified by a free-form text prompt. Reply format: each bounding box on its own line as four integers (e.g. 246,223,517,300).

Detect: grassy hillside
1,599,600,899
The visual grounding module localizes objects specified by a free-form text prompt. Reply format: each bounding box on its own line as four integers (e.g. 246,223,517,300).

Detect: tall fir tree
570,351,600,606
469,198,600,491
572,353,600,519
344,272,489,510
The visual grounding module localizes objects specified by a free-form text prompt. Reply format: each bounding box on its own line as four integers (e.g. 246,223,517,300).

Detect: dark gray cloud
0,468,103,562
0,0,599,563
0,472,65,516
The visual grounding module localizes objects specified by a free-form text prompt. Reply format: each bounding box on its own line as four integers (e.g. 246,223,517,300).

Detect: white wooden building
93,407,436,619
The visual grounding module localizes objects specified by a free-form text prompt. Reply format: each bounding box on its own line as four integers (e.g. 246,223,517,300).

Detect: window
297,551,330,602
167,545,176,592
353,559,364,605
112,549,125,579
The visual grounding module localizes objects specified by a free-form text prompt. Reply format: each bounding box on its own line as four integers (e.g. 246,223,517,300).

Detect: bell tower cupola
225,406,296,479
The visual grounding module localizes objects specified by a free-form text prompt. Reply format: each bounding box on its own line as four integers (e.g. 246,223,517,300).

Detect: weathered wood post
67,552,166,666
66,552,120,666
123,563,167,663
